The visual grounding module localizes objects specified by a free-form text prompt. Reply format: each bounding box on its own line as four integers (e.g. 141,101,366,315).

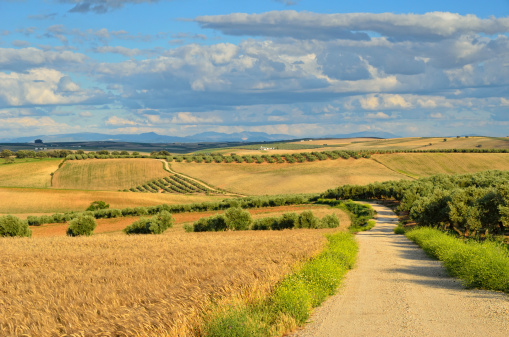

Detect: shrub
0,215,32,237
272,213,297,230
123,211,174,235
297,211,319,229
251,217,277,230
320,213,340,228
66,215,97,237
225,207,252,231
86,200,109,211
26,216,42,226
193,214,227,232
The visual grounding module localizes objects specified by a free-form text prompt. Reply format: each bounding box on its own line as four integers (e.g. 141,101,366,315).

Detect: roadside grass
0,187,225,215
52,158,169,190
0,158,61,188
0,229,334,336
171,160,408,195
201,232,358,337
406,227,509,293
373,153,509,178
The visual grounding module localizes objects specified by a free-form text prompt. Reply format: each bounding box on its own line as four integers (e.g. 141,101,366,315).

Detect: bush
123,211,175,235
66,215,97,236
251,217,277,230
193,214,228,232
272,213,297,230
225,207,252,231
296,211,318,229
86,200,109,211
0,215,32,237
320,213,340,228
26,215,42,226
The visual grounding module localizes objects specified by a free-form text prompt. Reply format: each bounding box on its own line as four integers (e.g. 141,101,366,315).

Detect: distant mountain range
0,131,399,143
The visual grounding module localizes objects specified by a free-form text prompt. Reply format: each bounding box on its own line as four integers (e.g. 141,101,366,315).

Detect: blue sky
1,0,509,139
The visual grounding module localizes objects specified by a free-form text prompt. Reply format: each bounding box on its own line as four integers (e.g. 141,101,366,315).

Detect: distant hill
323,131,400,139
0,131,400,143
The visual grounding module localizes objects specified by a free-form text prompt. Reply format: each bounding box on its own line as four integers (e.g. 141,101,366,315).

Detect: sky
1,0,509,139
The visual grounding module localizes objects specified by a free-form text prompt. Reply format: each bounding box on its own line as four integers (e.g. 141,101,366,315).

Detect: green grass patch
406,227,509,293
201,232,358,336
393,225,406,234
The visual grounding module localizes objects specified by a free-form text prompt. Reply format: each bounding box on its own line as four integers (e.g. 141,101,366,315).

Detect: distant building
34,139,43,144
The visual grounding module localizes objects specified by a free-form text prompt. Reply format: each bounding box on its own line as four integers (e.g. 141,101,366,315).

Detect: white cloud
105,116,139,126
0,68,89,107
196,11,509,41
366,112,390,119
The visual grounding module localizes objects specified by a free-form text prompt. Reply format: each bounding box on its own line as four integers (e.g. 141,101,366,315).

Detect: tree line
322,170,509,237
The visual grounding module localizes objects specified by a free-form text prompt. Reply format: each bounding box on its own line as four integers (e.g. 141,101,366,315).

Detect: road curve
294,202,509,337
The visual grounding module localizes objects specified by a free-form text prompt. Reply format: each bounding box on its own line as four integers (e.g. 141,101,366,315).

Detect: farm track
158,159,245,197
294,203,509,337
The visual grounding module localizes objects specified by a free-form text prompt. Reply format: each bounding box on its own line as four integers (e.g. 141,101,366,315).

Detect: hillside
171,159,409,195
0,158,61,188
373,153,509,178
52,158,169,191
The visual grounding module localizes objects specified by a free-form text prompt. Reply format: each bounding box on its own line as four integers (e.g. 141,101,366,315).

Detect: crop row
126,175,217,194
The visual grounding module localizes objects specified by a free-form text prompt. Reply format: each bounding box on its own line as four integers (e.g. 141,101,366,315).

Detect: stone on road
294,202,509,337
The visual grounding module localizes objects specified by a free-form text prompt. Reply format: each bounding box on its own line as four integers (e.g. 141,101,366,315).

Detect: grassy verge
201,232,358,336
406,227,509,293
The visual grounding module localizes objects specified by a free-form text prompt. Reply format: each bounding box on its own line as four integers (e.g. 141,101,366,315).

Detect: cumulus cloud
0,47,87,72
195,11,509,41
0,68,90,107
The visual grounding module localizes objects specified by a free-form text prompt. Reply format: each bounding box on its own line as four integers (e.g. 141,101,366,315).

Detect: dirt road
294,202,509,337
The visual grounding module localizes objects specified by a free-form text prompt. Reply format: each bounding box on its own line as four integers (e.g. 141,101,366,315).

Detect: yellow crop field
0,158,61,188
373,153,509,178
171,159,409,195
52,158,169,190
0,187,225,215
0,229,336,336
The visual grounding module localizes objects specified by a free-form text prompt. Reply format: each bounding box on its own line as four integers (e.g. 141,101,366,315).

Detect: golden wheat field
373,153,509,178
52,158,169,191
171,159,409,195
0,229,338,336
0,187,225,215
0,158,61,188
29,204,351,237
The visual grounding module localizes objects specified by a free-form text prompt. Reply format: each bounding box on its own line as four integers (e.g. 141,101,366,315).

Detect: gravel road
294,202,509,337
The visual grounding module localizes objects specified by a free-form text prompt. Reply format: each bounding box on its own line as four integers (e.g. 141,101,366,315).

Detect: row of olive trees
322,170,509,237
190,208,340,232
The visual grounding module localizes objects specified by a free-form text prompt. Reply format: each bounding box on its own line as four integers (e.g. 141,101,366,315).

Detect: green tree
86,200,110,211
36,151,47,159
0,215,32,237
67,215,97,236
0,149,13,158
224,207,252,230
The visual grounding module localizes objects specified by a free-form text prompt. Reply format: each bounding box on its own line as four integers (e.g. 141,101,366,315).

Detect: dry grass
0,229,338,336
29,204,352,237
373,153,509,178
171,159,408,195
0,158,61,188
52,158,169,191
0,187,225,215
